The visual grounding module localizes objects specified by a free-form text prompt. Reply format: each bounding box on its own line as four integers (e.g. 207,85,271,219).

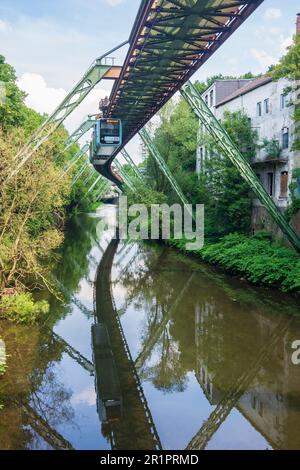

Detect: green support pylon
83,168,96,186
64,115,97,152
114,159,135,192
121,148,143,181
181,80,300,252
139,127,189,207
72,160,90,185
10,42,127,178
84,175,104,200
57,143,89,181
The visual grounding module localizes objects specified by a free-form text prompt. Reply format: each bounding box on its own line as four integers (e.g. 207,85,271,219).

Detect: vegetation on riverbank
0,55,99,322
168,232,300,293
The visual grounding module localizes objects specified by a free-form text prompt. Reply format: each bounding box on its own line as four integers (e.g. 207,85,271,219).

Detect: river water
0,205,300,450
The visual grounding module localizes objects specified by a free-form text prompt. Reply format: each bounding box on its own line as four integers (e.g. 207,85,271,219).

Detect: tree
270,33,300,151
202,110,258,235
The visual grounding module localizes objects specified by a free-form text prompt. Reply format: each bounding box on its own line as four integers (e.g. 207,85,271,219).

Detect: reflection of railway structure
93,238,161,450
194,294,300,450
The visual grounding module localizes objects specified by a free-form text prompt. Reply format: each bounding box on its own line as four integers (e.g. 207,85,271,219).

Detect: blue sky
0,0,299,155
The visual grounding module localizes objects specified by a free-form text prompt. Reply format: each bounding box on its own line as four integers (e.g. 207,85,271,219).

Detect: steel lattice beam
121,148,143,181
180,81,300,251
10,43,126,178
139,127,189,207
108,0,264,154
114,159,136,191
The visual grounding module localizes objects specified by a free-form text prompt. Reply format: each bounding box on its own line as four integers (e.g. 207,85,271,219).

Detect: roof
216,76,273,107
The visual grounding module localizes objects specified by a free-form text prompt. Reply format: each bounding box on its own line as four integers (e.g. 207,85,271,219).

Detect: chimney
297,13,300,36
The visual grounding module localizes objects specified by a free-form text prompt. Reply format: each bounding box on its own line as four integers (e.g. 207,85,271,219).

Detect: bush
0,292,49,324
168,233,300,293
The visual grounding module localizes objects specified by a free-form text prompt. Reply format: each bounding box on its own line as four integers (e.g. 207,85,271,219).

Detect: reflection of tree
40,214,100,327
143,327,188,393
116,243,194,392
0,322,76,449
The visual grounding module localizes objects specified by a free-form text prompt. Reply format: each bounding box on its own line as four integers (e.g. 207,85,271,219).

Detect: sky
0,0,299,159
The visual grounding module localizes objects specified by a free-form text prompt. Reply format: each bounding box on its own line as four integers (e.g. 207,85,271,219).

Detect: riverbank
167,232,300,294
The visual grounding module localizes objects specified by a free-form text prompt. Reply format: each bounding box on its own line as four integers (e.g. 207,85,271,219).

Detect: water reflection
113,240,300,450
0,205,300,450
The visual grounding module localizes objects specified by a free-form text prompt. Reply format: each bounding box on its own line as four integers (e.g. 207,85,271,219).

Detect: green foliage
260,137,281,159
286,168,300,219
125,178,167,206
201,110,257,235
0,55,96,315
169,232,300,293
0,292,49,324
271,34,300,151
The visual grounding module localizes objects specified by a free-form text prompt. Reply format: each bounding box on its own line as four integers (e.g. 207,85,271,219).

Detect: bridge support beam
58,143,89,181
139,127,188,207
121,148,143,182
10,42,126,178
181,81,300,252
114,159,135,192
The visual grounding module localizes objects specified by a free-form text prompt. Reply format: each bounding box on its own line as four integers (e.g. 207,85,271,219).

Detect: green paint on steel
181,80,300,252
139,126,189,207
121,148,143,181
58,143,90,181
114,159,136,192
65,115,97,151
11,41,127,178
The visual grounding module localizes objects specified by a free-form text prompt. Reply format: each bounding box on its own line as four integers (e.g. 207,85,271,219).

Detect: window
280,171,288,198
210,90,214,107
282,128,289,149
280,94,287,109
257,102,262,116
205,95,208,105
264,98,270,114
267,172,274,196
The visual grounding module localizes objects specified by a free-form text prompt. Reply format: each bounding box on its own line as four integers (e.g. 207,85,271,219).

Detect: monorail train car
92,322,122,424
90,117,122,165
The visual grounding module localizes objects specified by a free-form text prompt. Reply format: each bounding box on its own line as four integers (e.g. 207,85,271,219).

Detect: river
0,205,300,450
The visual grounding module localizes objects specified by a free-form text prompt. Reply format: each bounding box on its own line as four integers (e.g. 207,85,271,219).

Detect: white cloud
279,34,293,54
105,0,125,6
0,19,10,32
264,8,282,21
17,72,109,141
72,387,96,406
18,73,67,115
250,48,278,69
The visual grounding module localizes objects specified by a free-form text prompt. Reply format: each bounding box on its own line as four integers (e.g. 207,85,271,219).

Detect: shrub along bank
168,232,300,294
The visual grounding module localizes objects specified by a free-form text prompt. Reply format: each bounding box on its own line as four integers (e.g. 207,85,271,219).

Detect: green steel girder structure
114,159,136,192
72,160,90,185
64,115,97,151
180,81,300,251
11,42,126,178
121,148,143,181
139,127,189,207
58,143,90,181
107,0,264,153
84,175,104,199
